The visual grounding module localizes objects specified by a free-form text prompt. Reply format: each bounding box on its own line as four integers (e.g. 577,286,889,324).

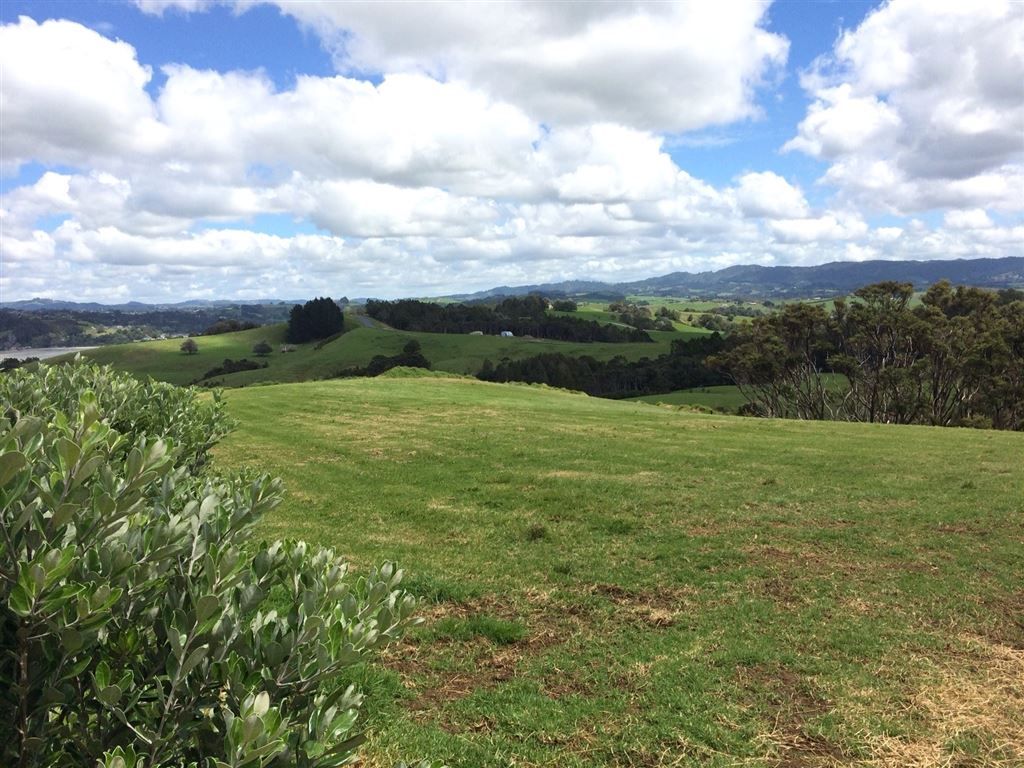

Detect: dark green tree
287,297,344,344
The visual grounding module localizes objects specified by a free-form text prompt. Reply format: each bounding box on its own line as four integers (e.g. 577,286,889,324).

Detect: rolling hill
451,256,1024,300
211,374,1024,767
68,319,701,387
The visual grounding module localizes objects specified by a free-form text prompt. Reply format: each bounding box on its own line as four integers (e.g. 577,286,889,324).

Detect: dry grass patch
541,469,606,480
586,583,699,629
385,589,588,716
866,635,1024,767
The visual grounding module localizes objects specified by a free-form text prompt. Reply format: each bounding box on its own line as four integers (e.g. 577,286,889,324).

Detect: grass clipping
868,634,1024,767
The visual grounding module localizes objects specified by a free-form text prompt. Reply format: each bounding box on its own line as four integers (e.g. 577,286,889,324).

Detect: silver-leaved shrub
0,362,423,768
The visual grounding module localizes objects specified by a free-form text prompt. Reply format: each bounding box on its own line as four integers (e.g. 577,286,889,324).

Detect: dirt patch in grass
587,582,699,628
756,575,804,608
866,635,1024,767
980,589,1024,650
389,589,587,717
738,664,842,767
399,637,522,718
742,544,832,569
389,583,700,722
935,522,991,536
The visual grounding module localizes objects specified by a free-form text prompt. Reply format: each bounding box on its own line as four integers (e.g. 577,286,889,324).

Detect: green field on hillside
213,375,1024,767
628,384,749,411
552,300,727,334
69,319,696,387
628,374,849,413
627,296,766,321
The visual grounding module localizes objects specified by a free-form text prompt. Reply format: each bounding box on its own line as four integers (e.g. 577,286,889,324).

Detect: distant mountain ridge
450,256,1024,300
3,257,1021,310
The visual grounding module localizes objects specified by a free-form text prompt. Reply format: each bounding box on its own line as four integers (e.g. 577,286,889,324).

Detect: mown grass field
69,317,697,387
213,374,1024,767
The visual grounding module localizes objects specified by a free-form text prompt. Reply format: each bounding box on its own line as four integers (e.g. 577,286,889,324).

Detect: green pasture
555,301,718,334
212,375,1024,767
628,374,850,413
65,319,695,387
627,384,749,411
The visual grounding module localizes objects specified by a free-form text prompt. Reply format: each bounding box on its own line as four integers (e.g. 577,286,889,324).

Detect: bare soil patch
737,664,842,767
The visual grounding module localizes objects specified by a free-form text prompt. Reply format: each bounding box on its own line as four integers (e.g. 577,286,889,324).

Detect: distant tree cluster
365,296,651,343
478,335,729,398
0,312,81,349
201,318,259,335
695,314,735,333
252,340,273,356
337,340,431,378
286,297,345,343
707,303,764,319
710,281,1024,430
609,301,656,330
193,357,268,383
605,302,680,331
551,299,578,312
1,357,38,372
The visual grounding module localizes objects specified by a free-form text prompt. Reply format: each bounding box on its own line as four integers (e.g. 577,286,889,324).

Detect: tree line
365,296,652,343
710,282,1024,430
335,340,432,379
477,335,729,398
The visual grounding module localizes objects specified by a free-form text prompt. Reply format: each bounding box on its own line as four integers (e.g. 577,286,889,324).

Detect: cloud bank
1,0,1021,302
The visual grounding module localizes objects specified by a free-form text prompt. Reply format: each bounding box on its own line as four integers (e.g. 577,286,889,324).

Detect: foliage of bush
0,362,422,767
2,360,231,471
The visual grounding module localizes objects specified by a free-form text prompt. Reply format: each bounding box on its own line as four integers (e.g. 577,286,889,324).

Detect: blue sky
1,0,1020,302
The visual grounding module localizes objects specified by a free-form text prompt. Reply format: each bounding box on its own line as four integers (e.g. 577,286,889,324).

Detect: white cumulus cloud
135,0,789,133
785,0,1024,214
734,172,810,219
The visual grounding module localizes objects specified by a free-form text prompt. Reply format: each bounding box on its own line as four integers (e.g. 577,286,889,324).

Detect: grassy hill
212,375,1024,767
66,318,702,387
